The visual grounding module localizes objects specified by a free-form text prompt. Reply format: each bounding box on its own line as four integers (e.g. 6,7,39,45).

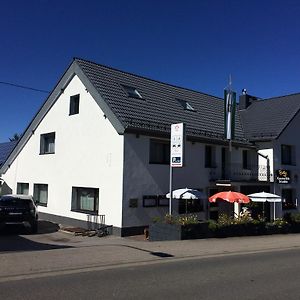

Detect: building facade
0,58,299,235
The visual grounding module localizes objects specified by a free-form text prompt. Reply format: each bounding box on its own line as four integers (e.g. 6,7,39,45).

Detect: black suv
0,194,38,233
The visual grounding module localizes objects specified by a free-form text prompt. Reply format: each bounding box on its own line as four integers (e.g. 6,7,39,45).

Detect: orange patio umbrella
209,191,250,204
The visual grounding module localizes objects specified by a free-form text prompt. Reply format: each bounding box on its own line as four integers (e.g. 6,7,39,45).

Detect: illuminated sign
276,169,291,184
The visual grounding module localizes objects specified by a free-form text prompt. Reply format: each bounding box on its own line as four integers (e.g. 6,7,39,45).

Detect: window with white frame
33,184,48,206
17,182,29,195
71,187,99,213
69,94,80,115
40,132,55,154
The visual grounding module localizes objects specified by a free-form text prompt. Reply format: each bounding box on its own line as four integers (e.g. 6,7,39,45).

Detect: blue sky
1,0,300,142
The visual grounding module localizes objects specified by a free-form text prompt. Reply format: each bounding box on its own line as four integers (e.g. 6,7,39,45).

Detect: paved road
1,248,300,300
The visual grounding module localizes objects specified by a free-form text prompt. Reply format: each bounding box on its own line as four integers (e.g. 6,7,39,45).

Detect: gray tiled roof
0,141,17,167
240,93,300,141
75,58,247,143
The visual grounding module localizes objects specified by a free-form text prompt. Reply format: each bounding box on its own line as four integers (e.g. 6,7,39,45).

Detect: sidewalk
1,231,300,282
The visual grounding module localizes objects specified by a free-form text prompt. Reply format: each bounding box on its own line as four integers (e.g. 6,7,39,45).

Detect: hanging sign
276,169,291,184
170,123,185,167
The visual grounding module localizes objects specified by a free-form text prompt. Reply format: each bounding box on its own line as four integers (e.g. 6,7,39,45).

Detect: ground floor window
178,199,203,214
33,184,48,206
71,187,99,214
143,195,169,207
17,182,29,195
282,188,296,210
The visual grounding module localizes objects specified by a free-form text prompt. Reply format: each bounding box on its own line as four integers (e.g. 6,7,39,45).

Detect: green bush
291,212,300,223
153,214,199,226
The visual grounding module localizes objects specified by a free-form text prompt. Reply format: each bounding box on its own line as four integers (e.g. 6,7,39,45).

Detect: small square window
17,182,29,195
129,198,138,208
122,85,143,99
176,99,195,111
40,132,55,154
70,94,80,115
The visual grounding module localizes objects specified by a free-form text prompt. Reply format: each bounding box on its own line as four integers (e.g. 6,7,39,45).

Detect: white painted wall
273,111,300,215
2,75,124,227
122,134,257,227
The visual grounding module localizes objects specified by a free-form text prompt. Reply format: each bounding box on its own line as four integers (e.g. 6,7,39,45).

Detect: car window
0,197,33,208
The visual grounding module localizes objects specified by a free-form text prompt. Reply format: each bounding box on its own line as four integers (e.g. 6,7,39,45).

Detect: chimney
239,89,258,110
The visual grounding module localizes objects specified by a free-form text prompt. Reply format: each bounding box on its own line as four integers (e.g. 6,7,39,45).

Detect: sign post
169,123,185,215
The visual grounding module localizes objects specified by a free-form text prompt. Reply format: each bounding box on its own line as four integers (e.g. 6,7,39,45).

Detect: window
143,195,168,207
281,144,293,165
122,85,143,99
40,132,55,154
242,150,250,169
71,187,99,213
143,196,157,207
149,139,170,164
178,199,204,214
17,182,29,195
176,99,195,111
69,94,80,115
205,145,216,168
33,184,48,206
158,197,169,207
282,188,296,210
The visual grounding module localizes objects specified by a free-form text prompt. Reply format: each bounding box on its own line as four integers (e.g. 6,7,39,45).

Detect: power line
0,81,50,94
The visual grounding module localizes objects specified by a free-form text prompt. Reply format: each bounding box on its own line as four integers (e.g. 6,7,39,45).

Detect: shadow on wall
0,181,12,195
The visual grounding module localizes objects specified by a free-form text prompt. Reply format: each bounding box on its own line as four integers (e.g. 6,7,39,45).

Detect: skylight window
122,85,143,99
176,99,195,111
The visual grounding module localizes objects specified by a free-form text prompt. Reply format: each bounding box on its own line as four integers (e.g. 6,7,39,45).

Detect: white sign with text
170,123,185,167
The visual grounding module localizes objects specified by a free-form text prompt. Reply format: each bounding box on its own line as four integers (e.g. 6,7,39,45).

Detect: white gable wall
273,111,300,214
2,75,124,227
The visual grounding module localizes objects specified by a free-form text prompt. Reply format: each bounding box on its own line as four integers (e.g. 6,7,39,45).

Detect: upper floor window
281,144,294,165
122,85,143,99
149,139,170,164
205,145,216,168
242,150,250,169
70,94,80,115
40,132,55,154
176,99,195,111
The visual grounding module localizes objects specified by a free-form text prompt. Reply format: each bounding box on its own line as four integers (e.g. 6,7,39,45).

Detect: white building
0,58,299,235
